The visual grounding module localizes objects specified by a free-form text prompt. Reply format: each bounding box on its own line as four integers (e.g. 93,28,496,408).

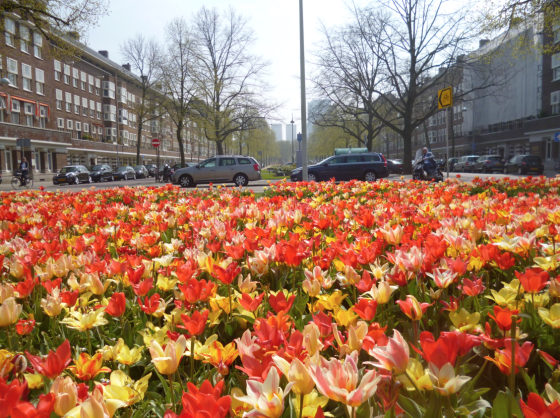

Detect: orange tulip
67,353,111,381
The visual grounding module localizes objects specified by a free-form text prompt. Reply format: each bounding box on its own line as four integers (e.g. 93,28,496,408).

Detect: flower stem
227,283,232,322
86,330,92,353
5,326,12,351
444,396,456,418
403,370,427,408
509,316,517,396
190,337,195,382
299,393,304,418
169,373,176,412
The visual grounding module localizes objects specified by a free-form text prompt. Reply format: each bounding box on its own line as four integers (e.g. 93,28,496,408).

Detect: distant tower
271,123,283,141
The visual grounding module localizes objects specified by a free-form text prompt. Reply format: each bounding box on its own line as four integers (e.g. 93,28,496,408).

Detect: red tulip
212,262,241,285
352,299,378,321
268,292,295,314
312,312,334,338
459,277,485,296
238,293,265,312
413,331,460,369
179,380,231,418
138,294,162,315
105,292,126,317
14,278,35,298
25,340,72,380
396,296,431,321
520,393,560,418
179,310,209,337
60,290,79,308
538,350,560,368
41,279,62,295
11,393,55,418
178,279,216,304
485,339,533,375
16,318,35,335
0,377,27,418
489,306,520,331
515,268,550,294
132,278,154,297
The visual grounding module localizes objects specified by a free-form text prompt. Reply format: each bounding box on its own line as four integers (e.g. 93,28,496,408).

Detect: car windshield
59,167,77,173
117,167,127,172
316,157,332,166
91,165,104,171
133,166,143,170
488,156,502,161
467,157,479,162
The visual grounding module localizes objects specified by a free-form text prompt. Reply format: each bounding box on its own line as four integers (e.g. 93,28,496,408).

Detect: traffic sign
297,133,302,143
152,138,160,148
438,87,453,109
555,133,560,142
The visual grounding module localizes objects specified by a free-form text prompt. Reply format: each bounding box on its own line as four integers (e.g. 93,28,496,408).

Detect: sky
86,0,353,140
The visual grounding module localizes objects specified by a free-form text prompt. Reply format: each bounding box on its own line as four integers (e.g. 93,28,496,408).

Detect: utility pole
290,115,295,164
299,0,308,180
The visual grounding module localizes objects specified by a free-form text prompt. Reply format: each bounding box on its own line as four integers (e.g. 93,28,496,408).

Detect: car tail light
522,161,526,165
466,162,469,165
381,154,388,167
253,163,260,171
486,160,492,164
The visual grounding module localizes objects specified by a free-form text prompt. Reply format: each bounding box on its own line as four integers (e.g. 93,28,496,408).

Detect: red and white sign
152,138,160,148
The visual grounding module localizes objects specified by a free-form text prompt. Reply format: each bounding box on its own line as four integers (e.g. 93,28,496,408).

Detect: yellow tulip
0,297,22,327
98,339,125,361
116,344,143,366
0,285,14,303
156,274,178,292
230,388,252,418
449,308,480,333
534,254,560,271
61,308,108,331
41,291,64,317
149,334,187,375
302,324,323,356
485,288,517,307
24,373,43,389
0,350,14,376
199,340,238,374
396,358,432,391
51,376,78,416
333,308,358,328
139,322,169,346
539,304,560,328
272,356,314,395
103,370,151,406
291,390,330,418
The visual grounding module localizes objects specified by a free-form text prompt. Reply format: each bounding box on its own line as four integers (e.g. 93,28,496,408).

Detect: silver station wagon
171,155,262,187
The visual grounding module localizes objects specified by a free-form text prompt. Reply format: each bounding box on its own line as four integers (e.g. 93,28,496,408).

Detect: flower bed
0,178,559,418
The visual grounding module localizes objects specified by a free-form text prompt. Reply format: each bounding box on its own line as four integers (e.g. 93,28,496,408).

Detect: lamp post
299,0,308,180
290,115,295,163
0,78,10,86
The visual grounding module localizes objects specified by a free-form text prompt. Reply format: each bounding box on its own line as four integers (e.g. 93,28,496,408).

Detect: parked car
113,166,137,180
172,155,262,188
133,165,149,179
447,157,459,171
453,155,480,172
290,153,389,182
53,166,92,185
387,159,403,174
503,155,544,175
472,155,506,173
87,164,114,182
145,164,157,177
172,163,197,171
436,159,446,171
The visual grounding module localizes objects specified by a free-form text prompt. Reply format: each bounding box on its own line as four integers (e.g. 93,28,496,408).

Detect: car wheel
179,174,194,188
74,176,79,185
88,176,92,184
234,173,249,187
517,167,523,175
307,172,317,182
364,170,377,182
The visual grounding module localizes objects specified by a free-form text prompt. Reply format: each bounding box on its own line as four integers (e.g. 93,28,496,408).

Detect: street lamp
299,0,308,180
0,78,10,86
290,115,295,163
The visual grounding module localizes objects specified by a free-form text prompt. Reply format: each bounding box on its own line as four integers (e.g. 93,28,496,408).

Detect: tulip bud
52,376,78,417
302,278,321,297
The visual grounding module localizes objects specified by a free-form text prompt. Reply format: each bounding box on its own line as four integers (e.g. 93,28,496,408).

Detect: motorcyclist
162,164,170,182
421,147,436,177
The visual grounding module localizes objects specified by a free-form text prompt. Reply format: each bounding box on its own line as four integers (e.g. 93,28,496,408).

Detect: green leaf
424,391,442,418
456,400,491,416
235,315,256,324
520,367,538,393
155,371,171,403
356,402,371,418
397,395,424,418
492,391,523,418
462,388,490,405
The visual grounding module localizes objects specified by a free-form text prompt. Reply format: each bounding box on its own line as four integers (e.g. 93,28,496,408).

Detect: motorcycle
412,149,443,182
155,168,174,183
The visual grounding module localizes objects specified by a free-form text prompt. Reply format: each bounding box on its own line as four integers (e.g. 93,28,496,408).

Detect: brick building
0,12,215,174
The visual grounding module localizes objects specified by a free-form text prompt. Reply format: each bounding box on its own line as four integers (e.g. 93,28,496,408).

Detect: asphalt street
0,171,553,194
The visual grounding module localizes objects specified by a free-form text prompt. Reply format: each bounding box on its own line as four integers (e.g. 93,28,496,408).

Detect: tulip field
2,176,560,418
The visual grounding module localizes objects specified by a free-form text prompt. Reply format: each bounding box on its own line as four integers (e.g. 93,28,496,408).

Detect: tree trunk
136,121,144,166
216,140,224,155
366,129,373,152
176,119,185,166
403,133,413,175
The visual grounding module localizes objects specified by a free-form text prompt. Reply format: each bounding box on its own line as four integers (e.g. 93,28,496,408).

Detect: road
0,171,553,194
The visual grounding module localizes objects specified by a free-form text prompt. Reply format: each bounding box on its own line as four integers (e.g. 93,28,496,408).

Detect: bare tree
121,34,164,165
350,0,509,173
160,18,199,166
190,6,278,155
311,19,387,151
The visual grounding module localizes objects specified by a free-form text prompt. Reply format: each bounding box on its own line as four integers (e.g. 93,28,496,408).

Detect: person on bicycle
19,157,29,186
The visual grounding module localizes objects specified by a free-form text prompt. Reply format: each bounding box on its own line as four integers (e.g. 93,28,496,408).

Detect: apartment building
0,13,215,174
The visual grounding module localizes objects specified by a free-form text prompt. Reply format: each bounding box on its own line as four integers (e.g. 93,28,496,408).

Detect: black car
87,164,114,182
503,155,544,175
290,153,389,182
145,164,157,177
113,166,137,180
472,155,506,173
387,159,403,174
133,165,149,179
53,166,92,185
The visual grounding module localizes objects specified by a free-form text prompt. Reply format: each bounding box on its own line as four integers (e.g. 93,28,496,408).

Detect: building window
74,104,80,114
65,92,72,112
57,118,64,130
555,30,560,44
63,64,70,84
54,60,61,81
6,58,18,87
35,68,44,94
55,89,63,110
5,150,11,172
22,64,32,91
67,119,73,131
72,68,79,88
11,99,20,124
47,150,52,171
552,91,560,115
24,102,33,126
20,25,30,54
554,68,560,82
104,104,116,121
84,123,89,133
33,32,42,58
102,81,115,98
39,106,47,128
4,18,15,47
